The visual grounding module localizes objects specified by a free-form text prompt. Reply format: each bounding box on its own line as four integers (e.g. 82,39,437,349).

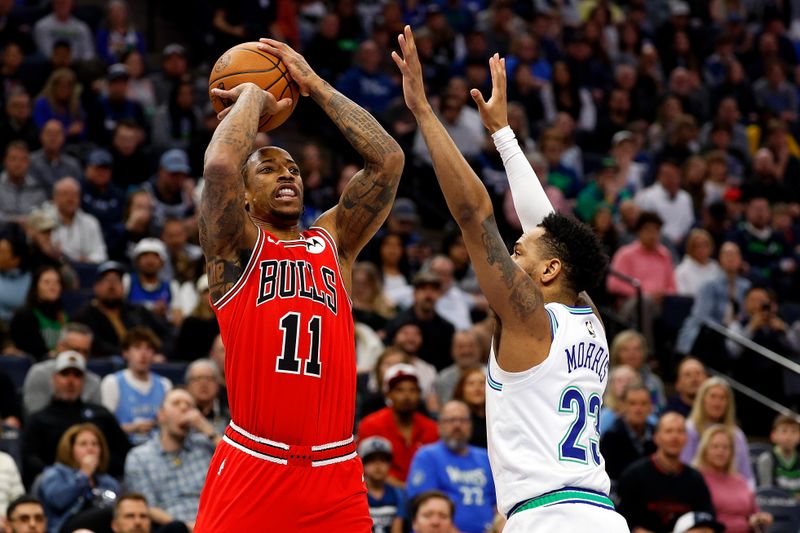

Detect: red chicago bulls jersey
211,226,355,445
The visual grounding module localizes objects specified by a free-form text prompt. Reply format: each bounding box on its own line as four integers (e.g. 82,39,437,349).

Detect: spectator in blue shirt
81,148,126,236
95,0,146,65
336,40,399,118
406,401,496,533
360,436,405,533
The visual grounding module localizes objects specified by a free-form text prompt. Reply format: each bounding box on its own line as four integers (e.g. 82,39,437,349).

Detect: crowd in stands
1,0,800,532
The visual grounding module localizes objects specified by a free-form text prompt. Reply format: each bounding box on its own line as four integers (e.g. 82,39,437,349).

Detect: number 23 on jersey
558,386,602,465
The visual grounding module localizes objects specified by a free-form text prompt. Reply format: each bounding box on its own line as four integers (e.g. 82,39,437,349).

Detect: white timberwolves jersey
486,303,612,517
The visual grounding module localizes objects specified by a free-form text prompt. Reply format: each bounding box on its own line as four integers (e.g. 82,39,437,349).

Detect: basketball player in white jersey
392,27,628,532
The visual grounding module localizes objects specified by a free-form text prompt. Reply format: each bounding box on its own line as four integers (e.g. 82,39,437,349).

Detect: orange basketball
208,42,299,132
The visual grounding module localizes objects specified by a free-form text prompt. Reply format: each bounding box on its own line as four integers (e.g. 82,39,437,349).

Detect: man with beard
406,400,495,533
75,261,167,357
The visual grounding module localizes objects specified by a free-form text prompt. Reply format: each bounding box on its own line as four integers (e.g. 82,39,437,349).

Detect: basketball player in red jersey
192,38,404,533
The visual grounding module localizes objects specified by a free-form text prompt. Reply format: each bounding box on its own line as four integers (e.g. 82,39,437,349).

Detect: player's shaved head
243,145,293,186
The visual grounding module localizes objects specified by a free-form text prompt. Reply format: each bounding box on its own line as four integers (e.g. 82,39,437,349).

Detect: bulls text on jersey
256,259,338,314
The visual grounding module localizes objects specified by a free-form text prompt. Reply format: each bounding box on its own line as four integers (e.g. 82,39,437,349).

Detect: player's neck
541,287,579,307
250,215,301,241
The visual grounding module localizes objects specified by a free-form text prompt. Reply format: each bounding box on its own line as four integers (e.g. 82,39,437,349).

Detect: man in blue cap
143,149,195,234
95,63,147,141
81,148,126,232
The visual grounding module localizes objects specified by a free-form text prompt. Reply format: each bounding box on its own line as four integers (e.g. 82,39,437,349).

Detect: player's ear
540,258,561,284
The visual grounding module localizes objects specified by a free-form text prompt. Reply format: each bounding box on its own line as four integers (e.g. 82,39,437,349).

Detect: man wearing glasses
5,495,46,533
406,400,496,533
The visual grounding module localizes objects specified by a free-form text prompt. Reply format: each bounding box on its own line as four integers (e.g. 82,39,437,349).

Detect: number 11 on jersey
275,312,322,377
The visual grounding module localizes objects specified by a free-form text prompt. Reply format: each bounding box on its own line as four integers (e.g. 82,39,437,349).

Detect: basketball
208,42,299,132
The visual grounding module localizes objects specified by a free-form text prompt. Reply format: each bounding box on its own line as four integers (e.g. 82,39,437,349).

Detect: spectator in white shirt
634,160,695,246
426,255,476,331
50,177,108,264
33,0,95,61
675,229,722,297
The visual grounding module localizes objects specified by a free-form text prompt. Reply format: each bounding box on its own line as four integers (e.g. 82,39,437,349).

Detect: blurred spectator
32,0,94,61
540,60,596,132
109,121,150,189
0,449,23,519
22,322,100,416
452,368,487,449
675,229,722,296
600,383,656,484
676,242,751,355
357,364,438,487
355,346,408,422
39,423,121,533
391,322,436,408
680,377,755,487
151,80,202,154
427,255,475,331
32,69,85,141
185,359,228,436
143,150,195,234
359,437,404,533
305,13,353,82
433,330,483,407
599,364,643,435
616,412,714,533
692,425,772,533
101,327,171,445
121,51,156,119
413,94,484,166
173,275,218,362
126,238,180,325
351,262,395,335
0,90,39,157
406,400,495,533
5,496,47,533
754,60,797,122
9,266,65,360
665,357,709,418
148,44,189,107
698,97,749,160
409,490,455,533
123,388,217,530
756,414,800,495
610,330,666,409
575,157,631,223
75,261,167,358
538,128,581,199
160,218,203,286
28,120,83,192
336,40,398,118
385,271,456,371
81,149,126,234
0,368,21,427
93,64,147,142
727,287,798,358
95,0,145,66
50,177,108,264
441,230,479,296
634,160,695,246
110,493,166,533
106,190,155,263
23,351,130,483
0,232,30,323
376,232,412,309
0,141,47,229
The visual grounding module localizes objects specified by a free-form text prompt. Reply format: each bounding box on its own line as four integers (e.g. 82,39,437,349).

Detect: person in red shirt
358,364,438,487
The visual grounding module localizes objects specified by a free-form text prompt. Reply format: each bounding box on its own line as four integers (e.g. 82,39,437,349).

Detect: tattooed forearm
204,88,264,169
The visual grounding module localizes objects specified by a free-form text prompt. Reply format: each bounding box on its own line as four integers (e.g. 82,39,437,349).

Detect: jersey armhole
210,229,265,310
310,225,353,311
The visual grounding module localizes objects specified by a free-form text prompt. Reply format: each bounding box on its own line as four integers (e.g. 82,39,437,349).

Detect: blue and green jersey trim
487,364,503,391
508,487,615,517
564,305,593,315
545,308,559,339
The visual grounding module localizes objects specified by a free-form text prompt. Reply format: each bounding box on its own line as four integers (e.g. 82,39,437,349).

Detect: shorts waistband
223,421,357,468
508,487,615,517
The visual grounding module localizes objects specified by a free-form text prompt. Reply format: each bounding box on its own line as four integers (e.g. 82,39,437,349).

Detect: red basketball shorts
193,423,371,533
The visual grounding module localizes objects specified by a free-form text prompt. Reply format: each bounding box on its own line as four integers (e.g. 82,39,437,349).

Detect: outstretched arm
200,83,291,303
258,39,405,271
392,26,548,339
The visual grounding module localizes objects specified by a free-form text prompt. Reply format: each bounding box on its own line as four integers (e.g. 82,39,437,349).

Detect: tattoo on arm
205,248,252,303
480,214,542,321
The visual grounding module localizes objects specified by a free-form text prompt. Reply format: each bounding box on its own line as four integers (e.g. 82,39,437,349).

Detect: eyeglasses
440,417,470,425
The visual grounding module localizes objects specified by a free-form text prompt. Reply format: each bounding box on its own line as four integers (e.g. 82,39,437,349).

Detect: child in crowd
756,414,800,496
360,436,405,533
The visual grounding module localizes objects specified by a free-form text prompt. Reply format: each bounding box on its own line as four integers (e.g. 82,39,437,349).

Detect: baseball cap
391,198,419,223
54,351,87,374
159,149,190,174
383,363,419,393
96,260,127,279
28,208,58,232
133,238,167,262
87,148,113,167
612,130,634,146
358,436,393,461
672,512,724,533
412,271,441,288
162,43,187,57
107,63,129,81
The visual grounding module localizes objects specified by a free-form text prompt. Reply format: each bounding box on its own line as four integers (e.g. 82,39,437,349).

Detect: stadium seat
152,362,189,385
70,262,99,289
748,441,772,472
661,295,694,332
755,487,800,533
86,357,124,378
62,289,94,317
0,356,32,393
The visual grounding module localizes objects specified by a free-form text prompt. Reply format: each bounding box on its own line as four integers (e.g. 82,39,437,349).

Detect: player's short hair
772,414,800,431
409,490,455,520
121,326,161,352
113,493,148,518
537,213,608,294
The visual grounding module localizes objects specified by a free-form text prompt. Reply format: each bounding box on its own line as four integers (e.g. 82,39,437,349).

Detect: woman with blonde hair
610,329,666,409
39,423,120,533
681,377,755,486
32,68,85,140
693,425,772,532
599,364,643,435
675,229,722,297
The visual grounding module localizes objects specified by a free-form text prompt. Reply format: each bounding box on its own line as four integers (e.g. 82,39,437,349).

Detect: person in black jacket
617,412,714,533
22,351,130,486
74,261,169,357
600,383,656,483
9,265,66,360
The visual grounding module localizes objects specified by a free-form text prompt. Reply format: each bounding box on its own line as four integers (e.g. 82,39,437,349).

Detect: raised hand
257,38,320,96
391,25,430,116
210,82,292,121
471,53,508,134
